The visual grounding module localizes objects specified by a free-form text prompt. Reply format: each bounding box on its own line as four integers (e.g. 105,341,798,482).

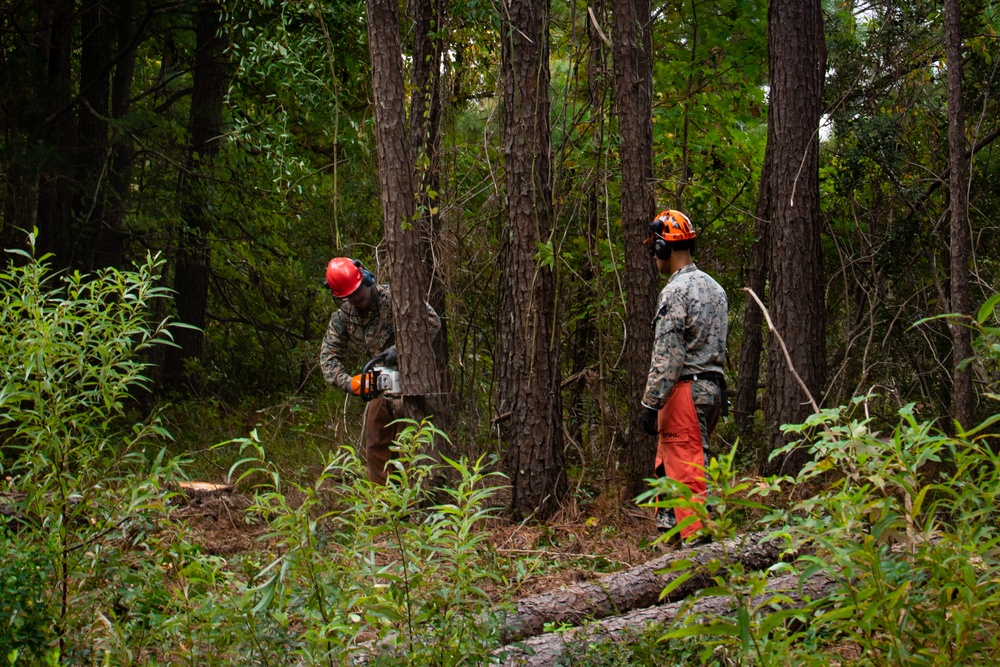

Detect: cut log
174,481,232,497
498,572,837,667
499,531,785,643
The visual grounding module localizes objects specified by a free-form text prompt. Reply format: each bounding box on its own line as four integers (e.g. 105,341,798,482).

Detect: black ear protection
353,259,375,288
647,220,672,260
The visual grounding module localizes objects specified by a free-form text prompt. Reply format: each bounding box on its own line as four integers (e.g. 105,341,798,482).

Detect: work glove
640,406,659,436
380,346,398,366
350,374,363,396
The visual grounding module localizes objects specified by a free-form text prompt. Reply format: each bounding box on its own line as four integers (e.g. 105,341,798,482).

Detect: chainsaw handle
358,357,382,402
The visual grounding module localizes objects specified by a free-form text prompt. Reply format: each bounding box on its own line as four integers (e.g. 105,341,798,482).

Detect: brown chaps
364,397,401,485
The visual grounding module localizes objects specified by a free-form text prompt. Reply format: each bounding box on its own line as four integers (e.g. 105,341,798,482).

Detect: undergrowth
4,233,1000,666
0,237,509,666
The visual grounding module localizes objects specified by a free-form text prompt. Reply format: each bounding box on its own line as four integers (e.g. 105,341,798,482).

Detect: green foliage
220,420,508,665
643,385,1000,664
0,234,190,661
0,238,513,664
0,529,56,662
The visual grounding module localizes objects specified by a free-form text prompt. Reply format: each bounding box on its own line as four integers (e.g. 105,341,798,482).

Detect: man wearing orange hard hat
319,257,440,484
640,210,728,543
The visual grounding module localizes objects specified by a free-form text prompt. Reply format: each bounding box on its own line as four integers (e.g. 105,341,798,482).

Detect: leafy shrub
0,233,187,662
220,420,508,666
0,528,56,663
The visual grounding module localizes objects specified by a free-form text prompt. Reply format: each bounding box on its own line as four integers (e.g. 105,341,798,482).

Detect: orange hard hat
650,210,696,243
325,257,363,298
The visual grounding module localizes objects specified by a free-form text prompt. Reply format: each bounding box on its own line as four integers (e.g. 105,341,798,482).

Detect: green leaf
534,240,555,269
977,294,1000,324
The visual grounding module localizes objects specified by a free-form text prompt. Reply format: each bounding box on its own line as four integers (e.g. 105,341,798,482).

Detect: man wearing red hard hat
320,257,440,484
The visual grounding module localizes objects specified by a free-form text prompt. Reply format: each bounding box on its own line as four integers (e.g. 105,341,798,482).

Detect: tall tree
35,0,75,261
76,0,113,268
365,0,442,419
164,0,229,386
613,0,658,501
762,0,826,472
497,0,567,520
96,0,140,269
943,0,973,428
734,146,771,442
409,0,451,406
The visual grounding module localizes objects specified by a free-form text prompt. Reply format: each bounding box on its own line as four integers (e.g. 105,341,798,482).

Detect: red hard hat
325,257,363,298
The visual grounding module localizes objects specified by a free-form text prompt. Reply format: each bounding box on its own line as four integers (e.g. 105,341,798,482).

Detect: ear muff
353,259,375,288
654,238,672,260
647,220,672,260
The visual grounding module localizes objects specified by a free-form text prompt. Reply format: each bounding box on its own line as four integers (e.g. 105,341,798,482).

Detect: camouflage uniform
320,284,440,483
642,263,728,537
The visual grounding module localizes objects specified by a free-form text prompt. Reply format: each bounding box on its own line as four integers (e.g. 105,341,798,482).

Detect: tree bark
566,0,608,451
613,0,659,502
762,0,826,474
409,0,452,416
734,145,771,445
943,0,973,429
499,532,783,643
499,572,836,667
497,0,567,520
164,0,229,387
35,0,75,262
95,0,139,269
366,0,442,419
76,0,113,269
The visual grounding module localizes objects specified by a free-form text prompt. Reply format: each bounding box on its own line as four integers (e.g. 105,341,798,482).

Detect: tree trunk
734,145,771,445
409,0,452,415
95,0,139,269
497,0,567,520
366,0,442,420
499,532,783,643
164,0,228,387
567,0,608,451
762,0,826,474
76,0,113,269
35,0,75,262
613,0,659,502
943,0,973,429
499,572,837,667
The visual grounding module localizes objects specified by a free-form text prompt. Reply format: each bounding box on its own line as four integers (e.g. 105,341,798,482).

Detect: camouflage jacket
641,263,728,411
319,284,441,393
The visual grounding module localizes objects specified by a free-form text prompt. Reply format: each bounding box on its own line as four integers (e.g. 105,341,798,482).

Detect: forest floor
173,478,667,601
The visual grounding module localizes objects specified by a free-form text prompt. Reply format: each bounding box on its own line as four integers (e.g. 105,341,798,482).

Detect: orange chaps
655,381,707,538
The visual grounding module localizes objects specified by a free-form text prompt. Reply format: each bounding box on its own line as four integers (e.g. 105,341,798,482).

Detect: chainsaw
351,353,402,401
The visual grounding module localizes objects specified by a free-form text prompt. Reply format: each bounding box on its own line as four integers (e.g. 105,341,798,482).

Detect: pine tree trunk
76,0,113,269
943,0,974,429
96,0,139,269
366,0,442,420
35,0,75,262
762,0,826,474
409,0,452,414
164,0,228,386
734,145,771,446
613,0,659,501
499,532,782,643
497,0,567,520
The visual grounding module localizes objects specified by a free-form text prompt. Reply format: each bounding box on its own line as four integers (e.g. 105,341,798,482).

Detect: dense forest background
2,0,999,508
3,0,1000,663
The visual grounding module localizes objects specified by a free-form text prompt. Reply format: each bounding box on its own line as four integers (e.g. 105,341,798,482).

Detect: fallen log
498,572,836,667
499,531,785,643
